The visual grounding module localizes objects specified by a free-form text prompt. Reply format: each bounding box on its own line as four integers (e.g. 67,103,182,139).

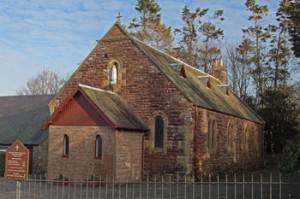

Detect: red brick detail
51,92,108,126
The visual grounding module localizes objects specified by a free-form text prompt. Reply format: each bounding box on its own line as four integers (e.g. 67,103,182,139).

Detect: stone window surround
148,111,168,154
226,121,237,162
107,60,122,86
61,131,106,160
242,124,249,153
63,134,69,158
95,134,102,159
207,116,218,154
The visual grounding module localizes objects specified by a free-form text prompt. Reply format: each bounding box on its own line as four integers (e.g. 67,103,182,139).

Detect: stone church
43,22,264,182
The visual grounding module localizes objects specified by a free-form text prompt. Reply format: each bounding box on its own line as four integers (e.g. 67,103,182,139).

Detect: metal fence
0,173,299,199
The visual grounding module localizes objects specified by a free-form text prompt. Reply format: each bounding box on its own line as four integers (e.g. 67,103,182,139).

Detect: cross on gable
116,12,122,23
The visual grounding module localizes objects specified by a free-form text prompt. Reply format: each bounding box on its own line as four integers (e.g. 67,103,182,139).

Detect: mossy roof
113,23,263,124
79,84,148,131
0,95,52,145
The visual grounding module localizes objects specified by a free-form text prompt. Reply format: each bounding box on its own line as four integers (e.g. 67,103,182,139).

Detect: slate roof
79,84,148,131
113,23,263,124
0,95,53,145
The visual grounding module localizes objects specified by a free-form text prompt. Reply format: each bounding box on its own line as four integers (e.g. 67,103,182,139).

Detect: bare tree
226,39,253,101
17,69,65,95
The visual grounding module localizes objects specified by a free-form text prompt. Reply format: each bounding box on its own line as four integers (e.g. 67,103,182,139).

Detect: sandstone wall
47,126,115,181
193,107,264,176
32,140,48,175
115,131,143,182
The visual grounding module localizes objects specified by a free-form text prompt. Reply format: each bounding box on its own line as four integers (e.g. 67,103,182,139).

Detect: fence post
162,176,164,199
193,176,195,199
85,176,89,199
146,175,149,199
269,173,272,199
73,178,77,199
99,176,102,199
154,175,157,199
50,176,53,199
33,175,36,199
184,175,187,199
62,175,65,199
217,174,220,199
201,175,203,199
225,174,228,199
105,175,108,199
260,173,263,199
119,178,121,199
80,179,84,199
169,175,172,199
125,178,128,199
112,176,115,199
132,179,135,199
176,174,179,199
139,177,142,199
209,174,211,199
251,174,254,199
16,181,21,199
234,173,237,199
279,173,282,199
243,173,245,199
80,178,83,199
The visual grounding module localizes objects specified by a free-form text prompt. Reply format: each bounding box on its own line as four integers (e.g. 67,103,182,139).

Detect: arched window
154,116,164,149
63,135,69,157
227,122,234,151
208,119,218,151
243,126,248,152
109,62,118,84
95,135,102,159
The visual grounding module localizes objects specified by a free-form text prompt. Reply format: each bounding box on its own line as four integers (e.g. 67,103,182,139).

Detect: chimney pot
212,58,227,84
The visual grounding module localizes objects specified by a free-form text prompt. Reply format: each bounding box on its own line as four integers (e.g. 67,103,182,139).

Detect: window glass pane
208,120,211,149
154,116,164,148
95,135,102,158
110,64,118,84
63,135,69,156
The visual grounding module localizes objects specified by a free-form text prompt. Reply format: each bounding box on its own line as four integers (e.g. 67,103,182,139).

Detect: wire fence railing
0,173,299,199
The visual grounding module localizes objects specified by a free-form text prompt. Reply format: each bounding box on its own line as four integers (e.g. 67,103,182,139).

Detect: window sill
151,147,165,154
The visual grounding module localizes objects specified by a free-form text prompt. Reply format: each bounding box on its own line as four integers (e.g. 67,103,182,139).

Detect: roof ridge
78,84,117,95
0,95,53,98
129,37,224,85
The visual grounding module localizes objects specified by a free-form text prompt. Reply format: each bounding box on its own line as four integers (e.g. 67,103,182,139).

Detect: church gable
47,91,109,126
48,23,137,113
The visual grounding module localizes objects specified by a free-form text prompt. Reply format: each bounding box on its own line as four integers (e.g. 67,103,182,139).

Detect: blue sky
0,0,278,95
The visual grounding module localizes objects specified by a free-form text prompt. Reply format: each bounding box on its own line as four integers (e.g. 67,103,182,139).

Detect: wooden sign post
4,140,30,199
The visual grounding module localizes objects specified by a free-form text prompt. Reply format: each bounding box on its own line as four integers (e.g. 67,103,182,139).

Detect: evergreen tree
129,0,173,52
174,6,208,67
281,0,300,58
259,86,300,153
243,0,269,105
175,6,224,72
266,0,292,89
198,9,224,73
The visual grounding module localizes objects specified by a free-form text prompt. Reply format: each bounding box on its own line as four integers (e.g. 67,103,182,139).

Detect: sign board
4,140,29,181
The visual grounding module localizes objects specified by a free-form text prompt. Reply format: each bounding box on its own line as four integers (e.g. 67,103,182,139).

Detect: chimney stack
211,58,227,84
